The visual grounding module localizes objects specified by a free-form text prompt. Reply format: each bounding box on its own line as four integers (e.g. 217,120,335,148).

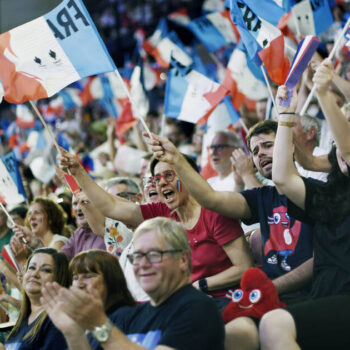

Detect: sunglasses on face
117,192,137,201
152,170,175,185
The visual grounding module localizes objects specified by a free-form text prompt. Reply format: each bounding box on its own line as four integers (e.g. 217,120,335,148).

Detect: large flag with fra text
0,0,116,104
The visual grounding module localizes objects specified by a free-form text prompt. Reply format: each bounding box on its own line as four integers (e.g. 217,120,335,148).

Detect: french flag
168,8,191,27
142,18,168,57
1,151,27,200
290,0,333,36
0,0,116,104
223,46,268,109
16,104,35,129
0,158,25,205
228,0,290,85
164,57,229,124
189,10,241,52
280,35,319,107
149,31,193,69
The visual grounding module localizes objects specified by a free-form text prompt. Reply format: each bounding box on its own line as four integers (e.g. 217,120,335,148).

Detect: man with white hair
42,217,225,350
207,130,244,191
293,114,329,182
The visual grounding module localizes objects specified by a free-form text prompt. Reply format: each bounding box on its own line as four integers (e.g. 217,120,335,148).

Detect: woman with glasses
58,147,253,311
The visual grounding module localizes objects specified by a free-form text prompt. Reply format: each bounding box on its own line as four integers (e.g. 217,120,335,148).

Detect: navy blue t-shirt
5,315,67,350
89,284,225,350
241,186,314,280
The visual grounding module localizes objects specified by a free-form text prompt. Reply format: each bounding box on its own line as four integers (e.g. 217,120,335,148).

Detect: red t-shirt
141,202,243,298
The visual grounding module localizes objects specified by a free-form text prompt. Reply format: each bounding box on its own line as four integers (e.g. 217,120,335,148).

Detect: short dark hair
150,154,199,176
246,120,278,152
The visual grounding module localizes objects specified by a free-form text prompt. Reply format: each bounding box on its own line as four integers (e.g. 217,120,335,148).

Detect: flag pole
0,202,15,227
160,114,166,137
260,65,279,115
113,68,153,139
29,101,61,155
300,16,350,116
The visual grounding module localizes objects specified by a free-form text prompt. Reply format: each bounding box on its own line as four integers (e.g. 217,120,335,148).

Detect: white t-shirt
207,172,236,191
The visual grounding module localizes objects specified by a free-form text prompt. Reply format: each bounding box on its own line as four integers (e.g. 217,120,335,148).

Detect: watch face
92,320,113,343
94,328,109,343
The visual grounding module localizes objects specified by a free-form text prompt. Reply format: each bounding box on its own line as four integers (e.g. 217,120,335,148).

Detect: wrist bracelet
279,121,295,127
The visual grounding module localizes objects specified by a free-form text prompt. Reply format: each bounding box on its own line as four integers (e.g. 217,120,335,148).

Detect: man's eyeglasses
209,144,234,153
127,249,182,265
117,192,137,200
152,170,175,185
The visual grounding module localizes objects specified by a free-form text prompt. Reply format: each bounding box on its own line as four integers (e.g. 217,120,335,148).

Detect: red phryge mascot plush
222,267,286,323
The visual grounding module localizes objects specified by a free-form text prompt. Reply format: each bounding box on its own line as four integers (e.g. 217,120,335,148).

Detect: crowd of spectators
0,0,349,349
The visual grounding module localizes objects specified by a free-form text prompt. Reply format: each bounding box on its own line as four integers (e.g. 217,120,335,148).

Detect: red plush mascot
222,267,286,323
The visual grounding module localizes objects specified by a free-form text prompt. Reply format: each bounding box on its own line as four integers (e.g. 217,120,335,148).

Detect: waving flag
228,0,290,85
168,8,191,27
203,0,226,13
149,31,193,68
189,11,240,52
1,152,26,200
0,158,25,205
0,0,116,104
291,0,333,36
281,35,319,106
164,57,228,124
223,46,268,107
16,104,35,129
142,18,168,56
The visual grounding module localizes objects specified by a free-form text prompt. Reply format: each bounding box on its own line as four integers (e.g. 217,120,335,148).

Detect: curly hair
309,146,350,223
25,197,67,234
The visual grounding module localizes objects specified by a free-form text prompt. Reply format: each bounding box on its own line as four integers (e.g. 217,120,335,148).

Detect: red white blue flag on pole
164,57,228,124
0,0,116,104
280,35,319,106
228,0,290,85
189,10,240,52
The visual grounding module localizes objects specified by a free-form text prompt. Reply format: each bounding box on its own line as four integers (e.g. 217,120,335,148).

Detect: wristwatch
91,318,113,343
199,278,209,293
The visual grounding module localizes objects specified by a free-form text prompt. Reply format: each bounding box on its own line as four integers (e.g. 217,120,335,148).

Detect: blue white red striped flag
223,46,268,106
164,57,229,124
168,8,191,27
0,0,116,104
228,0,290,85
189,10,240,52
280,35,319,106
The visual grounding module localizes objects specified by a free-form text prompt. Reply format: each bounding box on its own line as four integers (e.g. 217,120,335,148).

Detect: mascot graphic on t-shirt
264,205,301,271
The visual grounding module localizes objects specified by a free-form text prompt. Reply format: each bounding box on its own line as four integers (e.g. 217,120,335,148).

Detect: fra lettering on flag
0,0,116,104
189,10,240,52
164,57,229,124
228,0,290,85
